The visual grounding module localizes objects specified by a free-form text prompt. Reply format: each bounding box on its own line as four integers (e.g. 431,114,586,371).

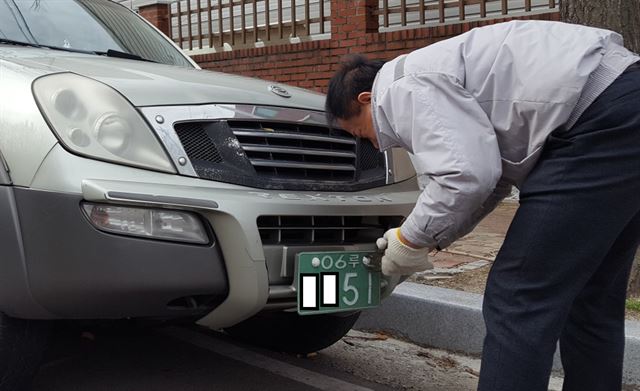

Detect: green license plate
297,251,381,315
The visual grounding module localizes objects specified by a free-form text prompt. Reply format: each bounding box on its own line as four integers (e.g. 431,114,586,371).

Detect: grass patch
626,298,640,314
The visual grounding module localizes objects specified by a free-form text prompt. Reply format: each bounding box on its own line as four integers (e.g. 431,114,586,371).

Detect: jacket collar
371,71,405,152
371,67,411,152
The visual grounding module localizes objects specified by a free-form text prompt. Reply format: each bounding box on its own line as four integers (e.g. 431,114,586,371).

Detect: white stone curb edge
355,282,640,385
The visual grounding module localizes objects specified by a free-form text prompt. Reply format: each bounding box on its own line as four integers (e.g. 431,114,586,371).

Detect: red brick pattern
140,3,560,93
139,3,172,37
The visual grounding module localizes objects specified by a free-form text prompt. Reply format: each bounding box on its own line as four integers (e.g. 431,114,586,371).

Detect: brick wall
141,2,560,93
139,3,172,36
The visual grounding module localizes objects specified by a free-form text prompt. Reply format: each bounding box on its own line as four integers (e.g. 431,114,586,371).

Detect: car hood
1,46,326,110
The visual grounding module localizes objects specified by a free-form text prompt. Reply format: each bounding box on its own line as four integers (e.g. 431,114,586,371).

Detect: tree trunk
561,0,640,297
561,0,640,53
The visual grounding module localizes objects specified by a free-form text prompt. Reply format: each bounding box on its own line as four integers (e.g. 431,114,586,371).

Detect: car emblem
268,85,291,98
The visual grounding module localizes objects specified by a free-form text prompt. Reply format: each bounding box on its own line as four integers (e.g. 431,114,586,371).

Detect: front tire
225,311,360,354
0,313,49,391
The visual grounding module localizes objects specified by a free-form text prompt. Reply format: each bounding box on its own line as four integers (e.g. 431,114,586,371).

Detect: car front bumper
2,145,419,328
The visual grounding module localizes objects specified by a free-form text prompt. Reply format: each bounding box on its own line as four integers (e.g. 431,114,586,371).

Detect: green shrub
626,298,640,313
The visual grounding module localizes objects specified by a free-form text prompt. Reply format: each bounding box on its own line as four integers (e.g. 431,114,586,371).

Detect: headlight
33,73,175,173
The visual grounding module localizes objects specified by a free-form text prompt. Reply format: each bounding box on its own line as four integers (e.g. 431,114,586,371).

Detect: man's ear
357,92,372,105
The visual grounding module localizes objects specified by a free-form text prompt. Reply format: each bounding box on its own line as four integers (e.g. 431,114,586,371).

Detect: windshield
0,0,193,67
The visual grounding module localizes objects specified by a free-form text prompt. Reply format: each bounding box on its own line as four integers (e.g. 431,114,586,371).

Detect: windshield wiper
0,40,158,63
0,38,41,49
95,49,157,64
1,39,92,55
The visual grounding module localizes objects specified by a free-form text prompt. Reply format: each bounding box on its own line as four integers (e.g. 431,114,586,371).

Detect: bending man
325,20,640,391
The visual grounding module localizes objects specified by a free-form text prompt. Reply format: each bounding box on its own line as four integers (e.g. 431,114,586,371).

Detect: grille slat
260,226,382,230
249,159,356,172
232,130,356,145
241,144,357,159
258,215,404,245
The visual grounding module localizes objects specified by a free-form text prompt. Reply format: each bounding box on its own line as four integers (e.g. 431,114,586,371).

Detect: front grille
258,215,403,245
230,121,357,181
175,123,223,163
359,140,383,170
173,119,387,191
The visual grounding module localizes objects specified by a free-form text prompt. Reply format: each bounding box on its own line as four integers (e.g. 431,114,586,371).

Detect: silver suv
0,0,419,387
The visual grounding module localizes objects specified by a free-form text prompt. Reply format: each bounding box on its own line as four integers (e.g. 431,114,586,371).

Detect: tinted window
0,0,193,67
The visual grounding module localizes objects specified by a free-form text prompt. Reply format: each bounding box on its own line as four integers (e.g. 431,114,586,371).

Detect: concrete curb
355,282,640,385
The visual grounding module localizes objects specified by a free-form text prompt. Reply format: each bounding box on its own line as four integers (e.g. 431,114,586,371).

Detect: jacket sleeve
379,72,503,249
456,179,512,240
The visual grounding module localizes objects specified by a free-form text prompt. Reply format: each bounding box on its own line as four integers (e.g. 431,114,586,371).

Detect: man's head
325,54,385,148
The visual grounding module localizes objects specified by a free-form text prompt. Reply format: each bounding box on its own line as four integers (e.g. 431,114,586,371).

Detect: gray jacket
371,20,639,249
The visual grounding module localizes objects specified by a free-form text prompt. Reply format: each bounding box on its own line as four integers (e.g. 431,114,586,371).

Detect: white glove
376,228,433,276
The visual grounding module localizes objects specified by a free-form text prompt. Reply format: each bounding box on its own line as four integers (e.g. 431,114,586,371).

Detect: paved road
33,324,487,391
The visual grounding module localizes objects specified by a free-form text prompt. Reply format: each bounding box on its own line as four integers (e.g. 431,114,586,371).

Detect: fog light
82,203,209,244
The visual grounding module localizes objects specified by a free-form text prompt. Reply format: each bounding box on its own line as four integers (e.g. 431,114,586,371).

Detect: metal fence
170,0,331,51
166,0,559,52
376,0,558,30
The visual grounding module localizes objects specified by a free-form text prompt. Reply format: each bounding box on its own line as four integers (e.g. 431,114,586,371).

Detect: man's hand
375,228,433,276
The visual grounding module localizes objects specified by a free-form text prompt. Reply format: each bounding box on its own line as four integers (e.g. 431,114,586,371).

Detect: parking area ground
33,325,564,391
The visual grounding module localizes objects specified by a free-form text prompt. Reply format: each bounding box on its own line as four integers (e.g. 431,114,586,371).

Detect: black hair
325,54,385,124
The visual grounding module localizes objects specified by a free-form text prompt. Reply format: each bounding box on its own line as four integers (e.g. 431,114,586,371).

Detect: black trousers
478,65,640,391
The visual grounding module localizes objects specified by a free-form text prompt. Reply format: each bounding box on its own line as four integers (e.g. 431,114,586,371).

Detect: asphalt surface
33,323,488,391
